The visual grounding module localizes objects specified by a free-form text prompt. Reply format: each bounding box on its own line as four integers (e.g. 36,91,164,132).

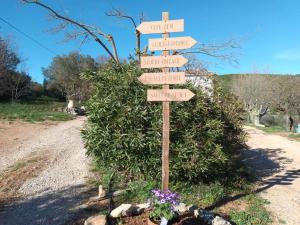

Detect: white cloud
274,48,300,60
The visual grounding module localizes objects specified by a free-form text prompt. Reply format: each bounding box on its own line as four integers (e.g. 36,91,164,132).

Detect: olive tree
43,52,97,104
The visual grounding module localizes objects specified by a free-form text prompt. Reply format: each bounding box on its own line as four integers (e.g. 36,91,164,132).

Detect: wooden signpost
136,19,184,34
147,89,195,102
138,72,186,85
141,55,188,68
138,12,196,191
149,36,197,51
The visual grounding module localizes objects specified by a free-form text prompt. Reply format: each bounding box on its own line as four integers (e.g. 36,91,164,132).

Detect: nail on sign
149,36,197,51
147,89,195,102
136,19,184,34
141,55,188,68
138,72,186,85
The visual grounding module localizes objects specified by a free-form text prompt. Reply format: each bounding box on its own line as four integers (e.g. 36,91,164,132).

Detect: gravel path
0,117,92,225
243,126,300,225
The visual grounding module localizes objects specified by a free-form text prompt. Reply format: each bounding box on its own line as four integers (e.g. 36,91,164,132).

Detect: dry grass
0,153,49,207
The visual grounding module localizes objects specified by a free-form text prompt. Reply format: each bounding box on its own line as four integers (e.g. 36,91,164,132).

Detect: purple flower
151,189,180,207
160,199,166,203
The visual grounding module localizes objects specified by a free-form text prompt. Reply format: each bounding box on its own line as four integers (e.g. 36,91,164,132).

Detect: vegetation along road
243,126,300,225
0,117,91,225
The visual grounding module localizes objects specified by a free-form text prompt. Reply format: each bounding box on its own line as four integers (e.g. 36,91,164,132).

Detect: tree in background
0,36,20,99
0,37,20,75
30,81,44,98
1,70,32,102
231,74,300,128
43,52,97,104
0,36,32,102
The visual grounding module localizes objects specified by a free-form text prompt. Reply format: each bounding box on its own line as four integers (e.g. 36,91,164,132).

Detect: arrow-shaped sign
141,55,188,68
149,36,197,51
138,72,186,85
136,19,184,34
147,89,195,102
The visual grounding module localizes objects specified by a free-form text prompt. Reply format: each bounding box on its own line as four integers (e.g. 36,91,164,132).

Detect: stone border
85,202,232,225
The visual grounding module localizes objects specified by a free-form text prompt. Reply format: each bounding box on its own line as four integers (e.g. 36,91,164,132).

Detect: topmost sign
136,19,184,34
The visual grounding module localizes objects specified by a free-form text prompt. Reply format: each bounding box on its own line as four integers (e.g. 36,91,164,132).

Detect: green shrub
82,61,245,183
201,183,226,206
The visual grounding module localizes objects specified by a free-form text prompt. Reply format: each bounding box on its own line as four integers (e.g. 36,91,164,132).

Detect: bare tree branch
106,8,137,28
106,7,141,62
22,0,119,63
176,39,241,65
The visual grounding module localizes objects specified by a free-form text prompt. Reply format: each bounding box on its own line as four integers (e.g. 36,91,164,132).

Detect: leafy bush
201,183,226,206
82,61,245,183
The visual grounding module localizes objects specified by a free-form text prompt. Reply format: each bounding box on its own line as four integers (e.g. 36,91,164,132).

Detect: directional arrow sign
149,36,197,51
147,89,195,102
138,72,186,85
141,55,188,68
136,19,184,34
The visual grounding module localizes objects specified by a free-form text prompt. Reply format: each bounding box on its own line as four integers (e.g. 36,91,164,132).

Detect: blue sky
1,0,300,83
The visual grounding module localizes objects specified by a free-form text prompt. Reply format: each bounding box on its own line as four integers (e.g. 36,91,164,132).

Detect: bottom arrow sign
147,89,195,102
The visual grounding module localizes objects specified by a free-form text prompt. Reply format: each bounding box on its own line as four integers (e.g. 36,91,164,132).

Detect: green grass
249,124,300,142
0,98,73,122
229,194,272,225
247,123,286,133
259,126,286,133
288,133,300,141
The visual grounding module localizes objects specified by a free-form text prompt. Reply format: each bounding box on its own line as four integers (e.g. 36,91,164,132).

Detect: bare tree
22,0,119,63
176,38,240,66
105,8,145,62
231,74,272,125
0,37,20,75
182,54,209,74
1,71,31,102
231,73,300,127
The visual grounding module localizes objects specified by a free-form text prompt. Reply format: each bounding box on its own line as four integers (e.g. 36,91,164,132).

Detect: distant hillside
217,73,300,92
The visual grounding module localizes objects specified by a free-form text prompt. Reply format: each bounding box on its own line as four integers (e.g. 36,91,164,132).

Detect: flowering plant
149,189,180,223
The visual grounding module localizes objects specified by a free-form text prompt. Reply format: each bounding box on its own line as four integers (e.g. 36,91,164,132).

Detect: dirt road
243,126,300,225
0,117,91,225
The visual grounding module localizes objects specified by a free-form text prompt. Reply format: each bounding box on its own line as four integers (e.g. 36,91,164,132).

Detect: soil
243,126,300,225
217,199,248,215
120,212,207,225
0,117,93,225
0,152,49,207
0,120,57,163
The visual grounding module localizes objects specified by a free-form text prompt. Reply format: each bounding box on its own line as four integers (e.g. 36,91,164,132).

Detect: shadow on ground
0,184,103,225
206,147,300,211
241,147,292,178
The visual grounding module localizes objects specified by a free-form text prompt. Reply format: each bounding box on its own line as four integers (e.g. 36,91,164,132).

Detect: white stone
110,204,132,218
212,216,231,225
84,215,107,225
98,185,106,198
136,202,150,210
194,209,201,218
174,203,188,213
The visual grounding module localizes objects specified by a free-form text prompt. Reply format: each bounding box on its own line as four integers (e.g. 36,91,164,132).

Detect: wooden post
137,12,195,192
162,12,170,192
